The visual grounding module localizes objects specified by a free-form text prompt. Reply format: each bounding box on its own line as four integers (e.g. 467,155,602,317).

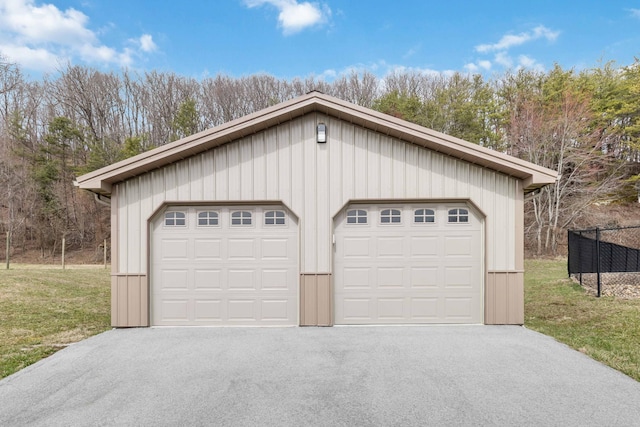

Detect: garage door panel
261,238,290,259
160,269,188,290
341,298,372,320
194,239,222,260
444,235,476,256
194,269,222,289
410,236,439,257
410,267,439,288
194,300,223,321
377,267,404,288
261,299,291,321
342,267,371,289
444,297,475,321
161,239,189,260
157,299,189,322
377,298,404,320
261,269,290,290
343,237,371,258
151,206,298,326
228,300,257,321
444,266,474,288
410,297,439,320
227,269,256,290
227,238,256,260
377,237,404,258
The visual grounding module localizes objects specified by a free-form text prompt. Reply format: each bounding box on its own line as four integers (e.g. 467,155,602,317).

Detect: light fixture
317,123,326,143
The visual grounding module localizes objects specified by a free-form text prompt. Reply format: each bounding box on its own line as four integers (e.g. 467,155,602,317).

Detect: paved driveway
1,326,639,426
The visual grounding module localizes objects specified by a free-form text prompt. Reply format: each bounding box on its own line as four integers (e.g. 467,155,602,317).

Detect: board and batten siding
111,113,522,326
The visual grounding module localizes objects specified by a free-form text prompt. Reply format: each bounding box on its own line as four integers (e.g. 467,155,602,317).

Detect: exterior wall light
317,123,326,143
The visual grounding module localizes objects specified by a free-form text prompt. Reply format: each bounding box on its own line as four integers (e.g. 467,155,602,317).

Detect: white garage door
334,203,483,324
151,205,298,326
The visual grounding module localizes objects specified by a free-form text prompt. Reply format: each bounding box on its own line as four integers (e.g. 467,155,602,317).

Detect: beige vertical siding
116,113,519,274
111,274,148,327
113,113,522,324
299,274,333,326
485,272,524,324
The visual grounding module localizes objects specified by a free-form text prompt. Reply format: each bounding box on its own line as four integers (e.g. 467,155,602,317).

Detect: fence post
567,229,571,278
578,231,582,286
62,237,66,270
104,239,107,269
596,228,601,297
5,231,10,270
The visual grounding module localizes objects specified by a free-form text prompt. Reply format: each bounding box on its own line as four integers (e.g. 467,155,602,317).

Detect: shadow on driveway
1,326,639,426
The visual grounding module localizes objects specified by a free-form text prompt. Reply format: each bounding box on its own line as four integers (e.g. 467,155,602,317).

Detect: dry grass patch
525,258,640,382
0,266,110,379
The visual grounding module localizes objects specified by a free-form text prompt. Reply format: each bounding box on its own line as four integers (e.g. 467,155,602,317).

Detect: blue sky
1,0,639,80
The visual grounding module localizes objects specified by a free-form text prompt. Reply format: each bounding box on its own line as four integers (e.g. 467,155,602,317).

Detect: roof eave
75,91,559,195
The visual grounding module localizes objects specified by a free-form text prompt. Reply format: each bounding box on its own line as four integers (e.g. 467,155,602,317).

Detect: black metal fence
568,226,640,298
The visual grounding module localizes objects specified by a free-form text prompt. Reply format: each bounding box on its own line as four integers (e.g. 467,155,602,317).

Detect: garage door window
414,208,435,224
380,209,401,224
346,209,367,224
197,211,219,227
448,208,469,223
265,210,286,225
164,211,186,227
231,211,252,226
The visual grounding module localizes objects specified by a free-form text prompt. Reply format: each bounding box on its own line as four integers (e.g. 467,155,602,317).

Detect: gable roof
75,91,557,196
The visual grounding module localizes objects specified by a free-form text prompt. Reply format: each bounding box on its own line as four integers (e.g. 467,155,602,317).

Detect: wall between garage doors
111,112,522,325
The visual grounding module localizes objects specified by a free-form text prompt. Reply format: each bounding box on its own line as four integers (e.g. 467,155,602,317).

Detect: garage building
75,91,557,327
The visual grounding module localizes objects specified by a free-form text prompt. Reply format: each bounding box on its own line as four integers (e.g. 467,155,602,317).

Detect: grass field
0,260,638,382
0,265,110,379
525,258,640,382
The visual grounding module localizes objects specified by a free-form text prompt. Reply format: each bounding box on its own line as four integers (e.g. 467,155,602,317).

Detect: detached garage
75,91,557,327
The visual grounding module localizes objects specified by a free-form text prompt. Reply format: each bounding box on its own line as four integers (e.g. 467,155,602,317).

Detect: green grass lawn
0,266,110,379
525,258,640,382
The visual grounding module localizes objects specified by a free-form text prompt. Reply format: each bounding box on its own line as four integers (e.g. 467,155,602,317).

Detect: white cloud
629,8,640,18
0,42,62,71
517,55,544,72
464,60,492,73
138,34,157,52
0,0,95,46
244,0,330,35
464,62,479,72
319,68,336,79
494,51,513,68
475,25,559,53
0,0,156,72
517,54,536,68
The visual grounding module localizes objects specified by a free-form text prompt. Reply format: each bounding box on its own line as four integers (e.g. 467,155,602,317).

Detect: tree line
0,56,639,257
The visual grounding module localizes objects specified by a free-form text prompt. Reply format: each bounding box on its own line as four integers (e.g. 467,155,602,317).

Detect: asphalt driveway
1,326,639,426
